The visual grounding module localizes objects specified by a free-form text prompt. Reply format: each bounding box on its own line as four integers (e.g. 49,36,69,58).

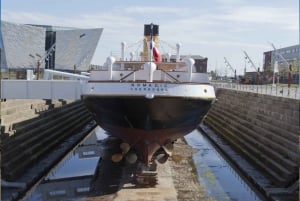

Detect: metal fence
212,81,300,100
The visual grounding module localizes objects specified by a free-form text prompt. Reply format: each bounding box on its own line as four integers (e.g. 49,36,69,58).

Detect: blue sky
2,0,299,75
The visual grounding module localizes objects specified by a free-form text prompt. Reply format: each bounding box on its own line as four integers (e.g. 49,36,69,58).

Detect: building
263,44,299,84
1,21,46,70
1,21,103,72
161,54,208,73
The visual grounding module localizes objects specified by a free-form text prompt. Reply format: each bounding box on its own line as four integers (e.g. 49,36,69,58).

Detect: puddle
185,130,263,201
24,127,107,201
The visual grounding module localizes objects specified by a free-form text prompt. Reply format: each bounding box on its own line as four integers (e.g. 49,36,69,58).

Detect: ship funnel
142,24,159,61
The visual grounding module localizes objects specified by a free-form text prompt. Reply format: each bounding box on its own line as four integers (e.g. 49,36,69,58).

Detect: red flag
153,46,161,62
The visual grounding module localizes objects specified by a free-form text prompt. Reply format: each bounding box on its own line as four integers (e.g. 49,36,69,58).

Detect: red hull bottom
83,96,212,165
102,124,196,165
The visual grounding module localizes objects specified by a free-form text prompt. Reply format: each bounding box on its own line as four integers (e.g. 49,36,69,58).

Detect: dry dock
2,87,299,201
1,99,214,201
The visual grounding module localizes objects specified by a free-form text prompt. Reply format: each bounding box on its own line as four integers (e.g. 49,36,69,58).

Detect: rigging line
134,40,143,53
160,40,176,50
126,39,143,49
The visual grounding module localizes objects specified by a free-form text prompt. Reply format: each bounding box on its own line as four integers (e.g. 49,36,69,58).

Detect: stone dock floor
85,138,215,201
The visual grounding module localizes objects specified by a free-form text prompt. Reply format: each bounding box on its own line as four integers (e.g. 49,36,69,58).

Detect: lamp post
29,54,40,79
35,53,42,80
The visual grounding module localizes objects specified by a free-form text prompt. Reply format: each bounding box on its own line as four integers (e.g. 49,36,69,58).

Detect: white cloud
2,1,298,69
214,6,298,31
124,6,180,14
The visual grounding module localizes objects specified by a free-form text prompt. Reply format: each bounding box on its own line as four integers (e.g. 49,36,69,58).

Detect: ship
82,24,216,166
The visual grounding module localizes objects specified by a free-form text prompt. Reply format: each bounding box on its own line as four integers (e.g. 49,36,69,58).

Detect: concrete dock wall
1,99,93,181
203,88,299,187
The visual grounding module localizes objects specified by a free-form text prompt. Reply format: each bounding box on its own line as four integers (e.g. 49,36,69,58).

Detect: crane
269,42,289,66
269,42,293,86
243,51,260,73
224,57,236,77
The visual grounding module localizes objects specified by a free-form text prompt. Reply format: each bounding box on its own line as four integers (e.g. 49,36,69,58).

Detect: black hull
83,96,212,164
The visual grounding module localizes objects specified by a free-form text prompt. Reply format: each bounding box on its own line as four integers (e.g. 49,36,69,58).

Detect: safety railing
212,81,300,100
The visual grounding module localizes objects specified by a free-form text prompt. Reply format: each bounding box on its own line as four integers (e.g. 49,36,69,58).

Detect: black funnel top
144,24,159,36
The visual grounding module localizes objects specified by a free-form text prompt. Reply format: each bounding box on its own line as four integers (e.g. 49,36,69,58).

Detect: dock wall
1,99,94,181
203,88,299,189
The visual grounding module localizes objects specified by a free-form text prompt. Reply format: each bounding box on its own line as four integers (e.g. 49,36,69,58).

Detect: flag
153,46,161,62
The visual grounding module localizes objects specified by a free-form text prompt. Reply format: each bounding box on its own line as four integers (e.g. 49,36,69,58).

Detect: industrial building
263,44,299,84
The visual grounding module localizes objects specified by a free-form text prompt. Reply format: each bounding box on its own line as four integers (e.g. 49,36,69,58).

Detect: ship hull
83,95,212,164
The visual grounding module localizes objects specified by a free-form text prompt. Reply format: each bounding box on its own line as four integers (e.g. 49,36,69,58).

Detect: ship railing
119,69,139,82
212,81,300,100
158,68,181,83
43,69,90,81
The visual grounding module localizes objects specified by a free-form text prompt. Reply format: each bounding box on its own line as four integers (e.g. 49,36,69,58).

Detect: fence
212,81,300,100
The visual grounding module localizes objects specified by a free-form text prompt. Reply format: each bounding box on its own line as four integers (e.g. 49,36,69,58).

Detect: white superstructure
1,57,215,101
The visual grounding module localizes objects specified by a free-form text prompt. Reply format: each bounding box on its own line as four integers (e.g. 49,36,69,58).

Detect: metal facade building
1,21,46,70
1,21,103,71
55,28,103,71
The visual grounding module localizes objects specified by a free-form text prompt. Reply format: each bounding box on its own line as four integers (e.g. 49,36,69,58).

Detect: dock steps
203,89,299,189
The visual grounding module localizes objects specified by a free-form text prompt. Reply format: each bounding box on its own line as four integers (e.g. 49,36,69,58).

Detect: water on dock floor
23,127,106,201
185,130,264,201
24,127,265,201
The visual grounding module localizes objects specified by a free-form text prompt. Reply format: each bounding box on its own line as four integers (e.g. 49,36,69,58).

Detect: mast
150,23,153,62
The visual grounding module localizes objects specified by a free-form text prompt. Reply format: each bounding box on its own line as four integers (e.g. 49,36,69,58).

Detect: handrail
212,81,300,100
119,70,139,81
159,68,181,83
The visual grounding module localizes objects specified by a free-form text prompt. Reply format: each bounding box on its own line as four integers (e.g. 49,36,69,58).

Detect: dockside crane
243,51,262,84
224,57,236,79
269,42,293,87
269,42,290,66
243,51,260,73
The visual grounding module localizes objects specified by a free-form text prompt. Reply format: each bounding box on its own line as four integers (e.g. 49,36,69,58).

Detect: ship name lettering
129,83,168,92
